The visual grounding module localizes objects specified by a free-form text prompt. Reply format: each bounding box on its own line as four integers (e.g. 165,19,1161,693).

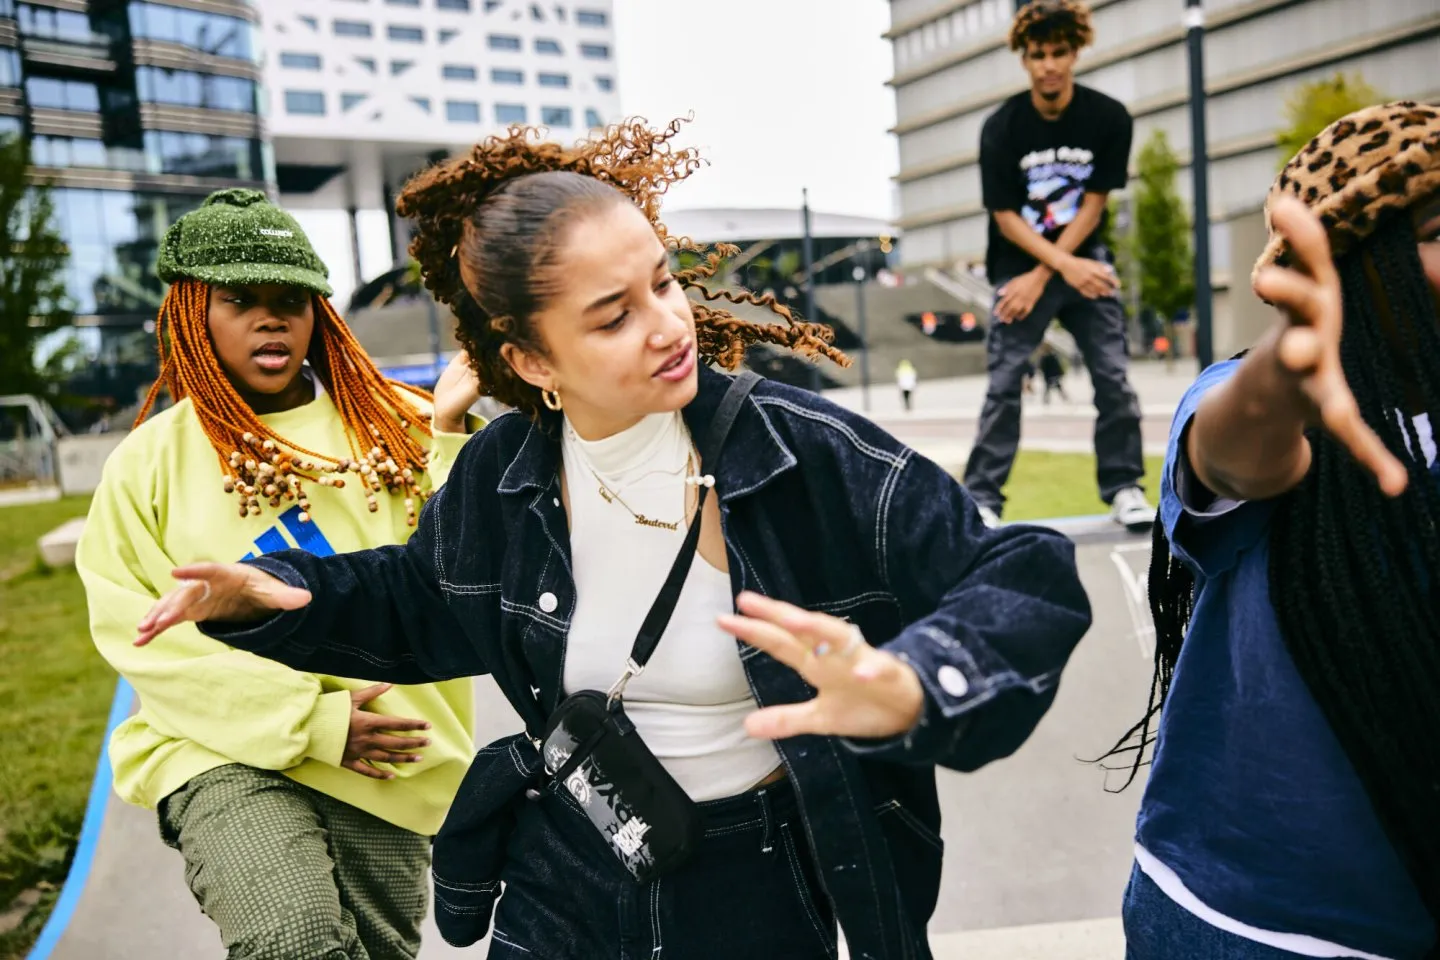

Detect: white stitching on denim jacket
432,874,500,893
811,591,900,615
649,878,662,956
875,450,911,589
319,639,415,667
724,396,799,499
819,736,886,937
491,928,533,953
753,396,905,467
873,800,944,853
781,825,837,956
501,597,568,632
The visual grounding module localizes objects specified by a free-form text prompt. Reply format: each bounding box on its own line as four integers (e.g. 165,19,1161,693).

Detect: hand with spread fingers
717,592,926,742
1254,196,1409,497
342,682,432,780
134,562,312,647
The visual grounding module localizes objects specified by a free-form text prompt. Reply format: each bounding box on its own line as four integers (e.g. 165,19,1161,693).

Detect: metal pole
854,266,870,412
1185,0,1214,370
800,188,820,392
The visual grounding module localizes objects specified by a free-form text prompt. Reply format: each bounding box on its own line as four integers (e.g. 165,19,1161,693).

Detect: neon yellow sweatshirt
77,388,476,837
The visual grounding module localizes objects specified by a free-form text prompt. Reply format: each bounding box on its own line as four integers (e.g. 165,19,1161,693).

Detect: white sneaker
1111,486,1156,532
976,504,1002,529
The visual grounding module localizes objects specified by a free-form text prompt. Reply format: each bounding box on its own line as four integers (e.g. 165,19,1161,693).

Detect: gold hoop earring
541,388,563,412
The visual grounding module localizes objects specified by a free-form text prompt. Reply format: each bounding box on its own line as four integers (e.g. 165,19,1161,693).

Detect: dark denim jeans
488,778,836,960
1123,861,1368,960
963,273,1145,512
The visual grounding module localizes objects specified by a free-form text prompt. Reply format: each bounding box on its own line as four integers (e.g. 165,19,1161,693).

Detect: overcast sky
612,1,898,221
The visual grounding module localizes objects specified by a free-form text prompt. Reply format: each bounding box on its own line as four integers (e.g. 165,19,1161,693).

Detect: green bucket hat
157,188,332,296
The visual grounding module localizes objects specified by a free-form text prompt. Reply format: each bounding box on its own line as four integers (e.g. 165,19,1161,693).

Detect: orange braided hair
135,278,435,525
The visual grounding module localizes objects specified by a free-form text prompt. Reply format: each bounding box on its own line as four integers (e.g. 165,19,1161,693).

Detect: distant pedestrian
895,358,918,411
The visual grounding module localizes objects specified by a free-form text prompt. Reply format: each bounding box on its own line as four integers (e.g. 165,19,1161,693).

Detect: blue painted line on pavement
27,677,135,960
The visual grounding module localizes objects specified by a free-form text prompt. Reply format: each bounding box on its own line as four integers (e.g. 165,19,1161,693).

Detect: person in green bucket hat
76,187,482,958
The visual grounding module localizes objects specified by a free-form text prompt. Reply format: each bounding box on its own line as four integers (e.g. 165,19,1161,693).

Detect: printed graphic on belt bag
539,371,760,883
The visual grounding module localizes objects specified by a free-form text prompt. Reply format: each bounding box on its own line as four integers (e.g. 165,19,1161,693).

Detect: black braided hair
1100,214,1440,927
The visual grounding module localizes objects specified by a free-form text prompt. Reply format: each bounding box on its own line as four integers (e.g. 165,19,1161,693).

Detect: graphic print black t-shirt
980,85,1133,283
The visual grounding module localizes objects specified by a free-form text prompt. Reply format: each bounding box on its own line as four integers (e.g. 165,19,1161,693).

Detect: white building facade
255,0,620,305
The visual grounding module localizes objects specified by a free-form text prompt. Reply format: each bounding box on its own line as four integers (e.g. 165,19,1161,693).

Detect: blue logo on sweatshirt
240,505,336,561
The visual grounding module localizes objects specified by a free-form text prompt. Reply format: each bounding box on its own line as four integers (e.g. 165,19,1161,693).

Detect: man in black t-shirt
964,0,1154,531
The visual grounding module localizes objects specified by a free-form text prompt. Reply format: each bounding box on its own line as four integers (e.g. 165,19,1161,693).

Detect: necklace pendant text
634,514,678,531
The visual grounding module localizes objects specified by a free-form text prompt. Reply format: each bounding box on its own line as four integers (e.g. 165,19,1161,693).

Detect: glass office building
1,0,272,415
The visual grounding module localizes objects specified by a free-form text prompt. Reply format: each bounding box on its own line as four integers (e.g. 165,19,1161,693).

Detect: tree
1276,72,1384,167
1133,129,1194,321
0,134,72,397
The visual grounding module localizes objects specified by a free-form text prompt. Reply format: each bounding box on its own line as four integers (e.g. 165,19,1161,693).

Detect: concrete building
255,0,621,307
886,0,1440,354
1,0,269,409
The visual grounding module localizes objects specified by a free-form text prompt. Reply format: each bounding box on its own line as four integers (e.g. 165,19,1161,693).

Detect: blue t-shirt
1136,360,1435,959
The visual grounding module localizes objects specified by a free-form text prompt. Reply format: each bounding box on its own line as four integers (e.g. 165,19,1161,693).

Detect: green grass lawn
984,450,1166,521
0,495,114,960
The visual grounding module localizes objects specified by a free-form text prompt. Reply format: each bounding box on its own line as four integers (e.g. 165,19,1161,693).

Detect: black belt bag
538,371,760,884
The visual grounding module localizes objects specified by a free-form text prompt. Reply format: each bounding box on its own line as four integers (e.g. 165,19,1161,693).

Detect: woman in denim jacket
135,121,1092,960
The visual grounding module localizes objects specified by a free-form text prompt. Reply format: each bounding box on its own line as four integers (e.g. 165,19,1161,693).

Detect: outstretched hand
1253,196,1409,497
135,562,312,647
717,592,924,742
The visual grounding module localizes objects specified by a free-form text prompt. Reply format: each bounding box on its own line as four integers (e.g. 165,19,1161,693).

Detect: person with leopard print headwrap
1102,100,1440,959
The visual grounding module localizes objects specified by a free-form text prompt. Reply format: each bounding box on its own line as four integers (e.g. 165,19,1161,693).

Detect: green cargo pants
159,764,429,960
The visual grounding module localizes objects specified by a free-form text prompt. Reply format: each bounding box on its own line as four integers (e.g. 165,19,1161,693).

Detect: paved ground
38,524,1156,960
822,359,1194,473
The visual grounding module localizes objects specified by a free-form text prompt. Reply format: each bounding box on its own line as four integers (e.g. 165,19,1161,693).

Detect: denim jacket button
538,592,558,613
937,665,969,697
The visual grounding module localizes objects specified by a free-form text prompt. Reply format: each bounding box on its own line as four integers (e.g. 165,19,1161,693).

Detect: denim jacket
211,366,1092,959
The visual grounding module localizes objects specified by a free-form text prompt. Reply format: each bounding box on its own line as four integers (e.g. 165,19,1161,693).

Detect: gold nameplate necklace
588,450,696,531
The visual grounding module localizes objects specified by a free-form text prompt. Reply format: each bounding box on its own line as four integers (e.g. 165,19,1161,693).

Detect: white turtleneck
560,411,781,802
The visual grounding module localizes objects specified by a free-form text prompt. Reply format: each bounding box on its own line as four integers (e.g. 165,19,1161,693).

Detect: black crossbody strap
623,371,760,676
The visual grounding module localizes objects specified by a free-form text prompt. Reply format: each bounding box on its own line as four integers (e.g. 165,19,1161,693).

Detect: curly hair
395,118,848,418
1008,0,1095,52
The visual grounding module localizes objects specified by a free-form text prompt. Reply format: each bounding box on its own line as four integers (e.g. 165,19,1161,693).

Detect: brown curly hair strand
395,118,848,418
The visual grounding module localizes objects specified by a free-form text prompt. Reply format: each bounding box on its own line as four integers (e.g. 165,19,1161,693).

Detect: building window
495,102,527,124
333,19,373,38
439,29,459,43
279,52,322,70
391,60,414,75
0,48,20,87
437,0,471,9
385,0,420,5
530,3,544,19
126,2,256,60
594,75,613,92
443,64,478,81
488,34,521,51
535,38,562,55
579,43,609,60
299,15,318,31
388,25,423,42
135,68,259,112
409,96,431,113
485,1,502,10
143,131,265,180
553,5,567,21
491,68,523,85
585,108,602,129
341,92,369,111
19,5,94,43
541,105,571,127
537,72,568,88
284,90,326,116
354,56,377,73
576,9,607,26
446,100,480,123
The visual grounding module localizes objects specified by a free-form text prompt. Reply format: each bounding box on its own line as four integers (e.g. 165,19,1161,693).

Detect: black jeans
488,777,838,959
963,273,1144,511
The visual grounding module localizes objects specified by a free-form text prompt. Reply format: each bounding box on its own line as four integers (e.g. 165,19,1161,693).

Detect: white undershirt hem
1134,845,1396,960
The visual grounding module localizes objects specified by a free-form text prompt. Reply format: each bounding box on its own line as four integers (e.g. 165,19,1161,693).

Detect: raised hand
1253,196,1409,497
1058,255,1119,300
135,562,312,647
717,592,925,742
431,351,482,434
994,267,1048,323
342,682,431,780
